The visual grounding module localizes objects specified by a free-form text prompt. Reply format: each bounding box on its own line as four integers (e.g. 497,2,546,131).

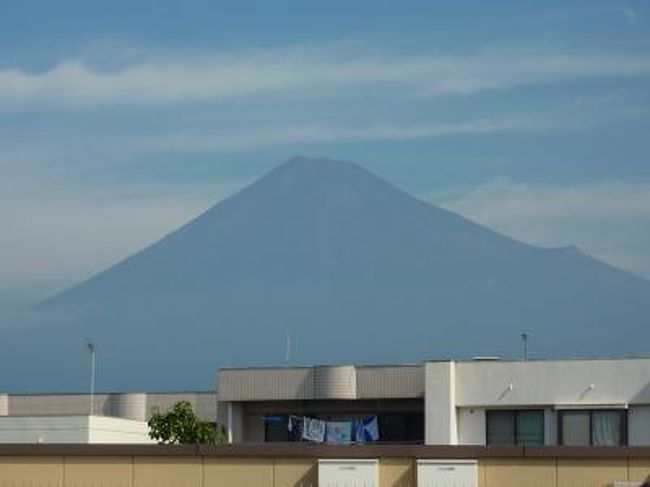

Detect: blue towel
354,416,379,443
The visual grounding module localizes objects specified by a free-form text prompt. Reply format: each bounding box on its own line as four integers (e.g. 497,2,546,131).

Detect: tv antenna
521,332,529,361
86,340,97,416
285,332,291,365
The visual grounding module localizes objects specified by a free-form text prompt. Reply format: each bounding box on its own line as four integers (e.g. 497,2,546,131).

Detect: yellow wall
0,456,64,486
379,458,415,487
556,459,628,487
0,455,649,486
65,457,132,487
205,458,274,487
482,458,555,487
629,458,650,483
134,457,203,487
273,458,317,487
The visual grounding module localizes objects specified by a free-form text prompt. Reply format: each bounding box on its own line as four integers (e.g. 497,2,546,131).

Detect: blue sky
1,0,649,308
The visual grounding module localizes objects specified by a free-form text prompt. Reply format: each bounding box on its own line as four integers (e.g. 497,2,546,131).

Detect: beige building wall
556,459,628,487
480,458,555,487
0,456,64,486
65,456,132,487
0,455,649,486
379,458,415,487
205,458,274,487
273,458,317,487
133,457,203,487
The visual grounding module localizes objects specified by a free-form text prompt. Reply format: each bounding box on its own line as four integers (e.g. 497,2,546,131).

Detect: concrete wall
0,455,648,487
0,416,89,443
630,407,650,446
426,359,650,446
425,362,457,445
87,416,154,444
457,408,485,445
0,416,154,443
454,359,650,407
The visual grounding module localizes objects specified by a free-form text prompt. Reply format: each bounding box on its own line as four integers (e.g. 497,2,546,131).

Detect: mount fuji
3,156,649,391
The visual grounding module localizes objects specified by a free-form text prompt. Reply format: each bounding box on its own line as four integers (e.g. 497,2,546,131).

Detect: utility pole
521,333,529,361
87,341,96,416
285,332,291,365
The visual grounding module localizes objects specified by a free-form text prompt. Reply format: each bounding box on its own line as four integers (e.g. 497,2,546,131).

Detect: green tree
148,401,224,444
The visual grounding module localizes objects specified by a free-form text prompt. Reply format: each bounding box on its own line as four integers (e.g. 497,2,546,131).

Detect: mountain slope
3,156,650,391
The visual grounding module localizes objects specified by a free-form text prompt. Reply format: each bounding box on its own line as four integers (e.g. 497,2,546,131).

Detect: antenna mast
285,332,291,365
87,341,96,416
521,333,529,361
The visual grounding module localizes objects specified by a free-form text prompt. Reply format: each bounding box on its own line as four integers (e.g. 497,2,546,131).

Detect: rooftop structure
217,357,650,447
3,357,650,447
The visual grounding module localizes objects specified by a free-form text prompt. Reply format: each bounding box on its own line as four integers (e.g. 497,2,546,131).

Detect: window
559,409,627,446
264,415,289,442
486,410,544,445
378,412,424,443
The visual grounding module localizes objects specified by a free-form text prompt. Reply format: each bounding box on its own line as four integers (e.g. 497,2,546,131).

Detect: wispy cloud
0,173,247,299
442,178,650,220
432,178,650,279
139,117,561,153
623,7,639,24
2,44,650,111
135,90,643,153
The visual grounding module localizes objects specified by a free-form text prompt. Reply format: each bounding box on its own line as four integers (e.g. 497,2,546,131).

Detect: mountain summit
4,157,650,391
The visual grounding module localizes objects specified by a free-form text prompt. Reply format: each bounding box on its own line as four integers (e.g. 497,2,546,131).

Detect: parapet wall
0,445,648,486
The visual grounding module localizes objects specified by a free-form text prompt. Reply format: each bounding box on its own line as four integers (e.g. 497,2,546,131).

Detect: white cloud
432,178,650,279
1,44,650,110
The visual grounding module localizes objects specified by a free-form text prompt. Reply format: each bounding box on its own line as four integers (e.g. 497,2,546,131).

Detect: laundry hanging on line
302,416,327,442
286,415,379,443
353,415,379,443
326,421,353,444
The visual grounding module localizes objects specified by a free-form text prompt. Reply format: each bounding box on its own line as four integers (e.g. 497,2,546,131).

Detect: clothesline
287,414,379,444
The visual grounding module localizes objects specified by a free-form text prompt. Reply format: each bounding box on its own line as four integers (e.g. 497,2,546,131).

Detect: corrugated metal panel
0,394,7,416
7,393,217,422
313,366,356,399
110,393,147,421
219,368,314,401
145,393,217,422
356,365,424,399
219,365,424,401
7,394,112,416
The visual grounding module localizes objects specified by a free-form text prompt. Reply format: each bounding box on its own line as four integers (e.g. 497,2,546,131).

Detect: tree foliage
148,401,222,444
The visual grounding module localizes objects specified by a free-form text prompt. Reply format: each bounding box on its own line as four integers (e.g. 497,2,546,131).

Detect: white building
217,357,650,446
0,391,215,444
0,415,154,444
